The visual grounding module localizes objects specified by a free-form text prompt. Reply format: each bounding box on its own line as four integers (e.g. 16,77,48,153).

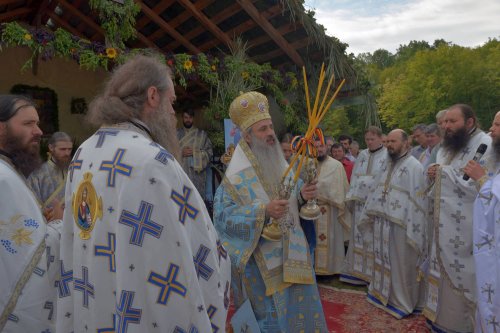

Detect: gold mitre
229,91,271,132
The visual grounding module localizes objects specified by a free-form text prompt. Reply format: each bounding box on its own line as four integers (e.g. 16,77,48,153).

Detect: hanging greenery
89,0,140,49
0,22,307,152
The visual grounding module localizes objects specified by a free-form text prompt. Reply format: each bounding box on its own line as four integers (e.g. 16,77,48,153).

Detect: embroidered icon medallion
72,172,103,239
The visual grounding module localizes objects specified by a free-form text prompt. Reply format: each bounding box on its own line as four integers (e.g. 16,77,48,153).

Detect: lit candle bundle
282,63,346,183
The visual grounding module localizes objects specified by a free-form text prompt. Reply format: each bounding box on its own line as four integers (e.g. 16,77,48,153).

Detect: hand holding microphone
463,143,487,181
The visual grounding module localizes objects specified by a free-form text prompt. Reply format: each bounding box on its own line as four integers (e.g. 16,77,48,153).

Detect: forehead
53,140,73,147
387,132,401,141
251,118,273,129
446,108,463,119
10,104,39,121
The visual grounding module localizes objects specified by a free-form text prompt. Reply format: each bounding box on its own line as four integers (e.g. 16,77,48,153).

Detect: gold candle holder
261,178,295,241
299,158,321,220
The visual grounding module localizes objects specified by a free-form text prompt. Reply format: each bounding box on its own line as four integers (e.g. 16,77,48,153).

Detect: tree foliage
377,39,500,130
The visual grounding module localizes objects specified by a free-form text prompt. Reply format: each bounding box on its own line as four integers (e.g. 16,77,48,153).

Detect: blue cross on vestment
94,232,116,272
68,148,83,182
216,239,227,264
119,201,163,246
7,314,18,323
148,263,187,305
150,142,173,165
99,148,133,187
57,261,73,297
33,267,45,276
207,305,219,333
116,291,142,333
95,130,119,148
46,246,55,270
171,186,199,224
97,314,116,333
174,326,200,333
193,244,214,281
44,301,54,320
74,266,94,308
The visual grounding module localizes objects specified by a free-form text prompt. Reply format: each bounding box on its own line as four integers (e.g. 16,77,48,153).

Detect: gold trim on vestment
0,239,46,330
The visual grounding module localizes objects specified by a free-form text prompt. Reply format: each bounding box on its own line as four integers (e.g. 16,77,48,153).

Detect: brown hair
365,126,383,137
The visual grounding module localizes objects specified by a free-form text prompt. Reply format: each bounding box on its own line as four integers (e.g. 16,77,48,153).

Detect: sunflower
183,60,193,71
24,34,32,41
105,47,117,59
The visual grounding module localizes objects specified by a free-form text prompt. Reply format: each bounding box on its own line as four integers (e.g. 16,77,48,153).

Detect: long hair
87,55,172,126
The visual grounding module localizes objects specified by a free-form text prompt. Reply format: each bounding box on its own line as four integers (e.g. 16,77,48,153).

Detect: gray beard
250,134,288,188
144,102,180,161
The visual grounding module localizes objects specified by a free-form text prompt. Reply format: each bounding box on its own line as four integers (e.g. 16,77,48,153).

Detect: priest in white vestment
424,104,492,333
177,109,213,201
0,94,61,333
341,126,388,285
27,131,73,210
314,135,350,275
466,111,500,333
56,56,230,333
360,129,427,319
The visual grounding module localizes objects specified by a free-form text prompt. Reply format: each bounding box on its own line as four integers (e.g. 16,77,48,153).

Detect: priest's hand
44,199,64,222
182,147,193,157
300,181,318,201
266,200,289,219
427,164,439,181
463,160,486,181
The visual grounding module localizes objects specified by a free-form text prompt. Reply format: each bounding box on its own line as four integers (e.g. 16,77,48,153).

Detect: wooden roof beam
135,0,176,30
237,0,304,66
0,7,33,21
46,11,84,38
196,4,282,53
31,0,51,26
176,0,233,49
57,0,104,37
137,0,200,54
143,0,213,48
167,2,241,50
0,0,24,6
252,38,310,63
250,22,297,49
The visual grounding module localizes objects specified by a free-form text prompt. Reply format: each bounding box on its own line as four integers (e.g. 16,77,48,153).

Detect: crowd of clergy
0,54,498,333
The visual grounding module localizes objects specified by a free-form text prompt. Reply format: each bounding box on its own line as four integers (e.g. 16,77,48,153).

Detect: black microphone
463,143,488,180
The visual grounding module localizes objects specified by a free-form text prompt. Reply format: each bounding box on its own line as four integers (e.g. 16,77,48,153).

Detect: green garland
1,21,307,152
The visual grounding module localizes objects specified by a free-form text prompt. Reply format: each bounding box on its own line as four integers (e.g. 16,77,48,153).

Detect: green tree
377,40,500,130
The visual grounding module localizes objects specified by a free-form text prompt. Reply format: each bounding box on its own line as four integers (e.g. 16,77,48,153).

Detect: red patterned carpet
319,286,429,333
227,286,430,332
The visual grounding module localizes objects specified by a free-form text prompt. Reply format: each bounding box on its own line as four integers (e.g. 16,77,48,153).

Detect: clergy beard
317,154,326,162
144,100,181,160
250,133,287,188
442,127,469,154
493,136,500,160
3,133,42,177
183,121,193,129
54,157,71,170
388,150,401,163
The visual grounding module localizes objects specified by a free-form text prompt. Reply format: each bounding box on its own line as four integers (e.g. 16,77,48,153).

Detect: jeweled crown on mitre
229,91,271,132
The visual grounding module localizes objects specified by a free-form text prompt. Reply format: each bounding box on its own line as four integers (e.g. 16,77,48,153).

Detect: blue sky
304,0,500,55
